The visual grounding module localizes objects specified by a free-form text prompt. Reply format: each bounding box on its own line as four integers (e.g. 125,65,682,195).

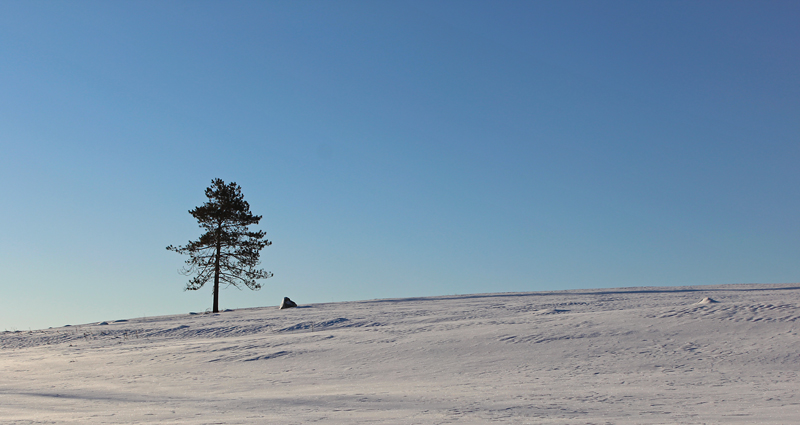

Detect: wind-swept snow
2,284,799,424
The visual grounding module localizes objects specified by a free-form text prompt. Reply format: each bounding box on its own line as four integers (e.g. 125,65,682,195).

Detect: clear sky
2,1,798,331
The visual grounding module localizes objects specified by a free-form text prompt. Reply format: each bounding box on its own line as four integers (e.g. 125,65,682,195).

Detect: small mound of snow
697,297,718,305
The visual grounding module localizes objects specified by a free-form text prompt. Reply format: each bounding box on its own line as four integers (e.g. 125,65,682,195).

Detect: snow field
2,284,799,424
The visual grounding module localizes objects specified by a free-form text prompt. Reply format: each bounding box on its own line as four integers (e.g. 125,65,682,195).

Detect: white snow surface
2,284,800,424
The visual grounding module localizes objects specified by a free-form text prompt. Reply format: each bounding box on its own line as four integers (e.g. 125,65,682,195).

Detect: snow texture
2,284,799,424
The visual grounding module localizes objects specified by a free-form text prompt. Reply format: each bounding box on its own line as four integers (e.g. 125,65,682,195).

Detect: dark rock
280,297,298,309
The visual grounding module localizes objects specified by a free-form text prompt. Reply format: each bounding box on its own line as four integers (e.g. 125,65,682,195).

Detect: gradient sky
2,1,798,330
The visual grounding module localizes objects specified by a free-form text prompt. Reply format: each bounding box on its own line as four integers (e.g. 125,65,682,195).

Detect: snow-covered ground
2,284,799,424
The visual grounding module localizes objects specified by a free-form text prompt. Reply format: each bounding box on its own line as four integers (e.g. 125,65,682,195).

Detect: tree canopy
167,178,272,312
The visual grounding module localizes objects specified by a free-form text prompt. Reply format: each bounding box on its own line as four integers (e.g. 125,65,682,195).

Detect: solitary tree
167,179,272,312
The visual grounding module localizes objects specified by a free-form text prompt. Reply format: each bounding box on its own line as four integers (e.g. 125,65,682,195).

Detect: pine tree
167,179,272,312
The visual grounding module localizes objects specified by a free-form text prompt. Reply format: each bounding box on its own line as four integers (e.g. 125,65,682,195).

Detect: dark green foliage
167,179,272,312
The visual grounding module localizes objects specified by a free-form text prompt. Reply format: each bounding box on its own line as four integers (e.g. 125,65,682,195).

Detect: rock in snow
279,297,297,309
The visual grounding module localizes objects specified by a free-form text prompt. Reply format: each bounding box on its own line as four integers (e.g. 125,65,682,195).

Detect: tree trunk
213,229,221,313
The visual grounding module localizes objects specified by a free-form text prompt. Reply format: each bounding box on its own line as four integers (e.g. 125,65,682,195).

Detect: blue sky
2,1,798,330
